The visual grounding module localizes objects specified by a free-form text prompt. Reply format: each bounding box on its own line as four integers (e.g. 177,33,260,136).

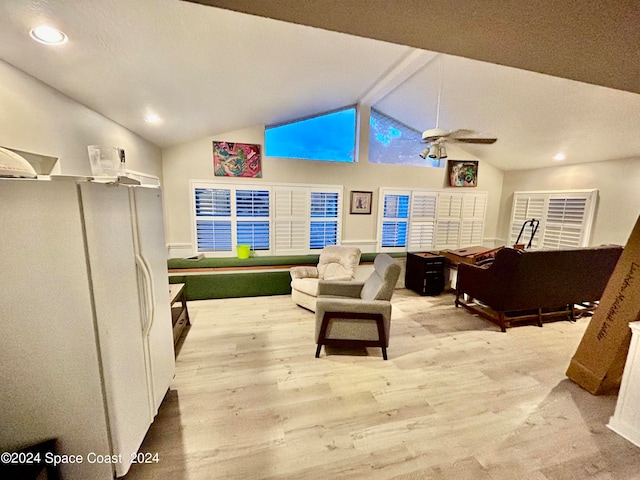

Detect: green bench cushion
167,252,406,300
167,252,403,270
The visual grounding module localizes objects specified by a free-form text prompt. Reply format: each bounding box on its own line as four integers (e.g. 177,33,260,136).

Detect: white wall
0,59,161,176
497,157,640,246
161,106,505,254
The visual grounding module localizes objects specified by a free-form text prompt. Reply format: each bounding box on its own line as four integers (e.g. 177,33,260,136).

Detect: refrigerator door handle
135,254,155,335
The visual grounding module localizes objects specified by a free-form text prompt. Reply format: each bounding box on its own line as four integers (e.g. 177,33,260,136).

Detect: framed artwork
448,160,478,187
350,191,372,214
213,141,262,177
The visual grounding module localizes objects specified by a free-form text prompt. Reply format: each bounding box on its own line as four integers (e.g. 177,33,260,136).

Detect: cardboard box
566,215,640,394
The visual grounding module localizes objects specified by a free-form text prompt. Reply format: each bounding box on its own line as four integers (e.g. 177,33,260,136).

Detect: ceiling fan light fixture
422,128,449,142
439,145,447,159
428,144,440,159
419,147,430,159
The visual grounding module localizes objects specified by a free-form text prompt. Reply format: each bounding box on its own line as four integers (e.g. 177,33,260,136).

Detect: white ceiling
0,0,639,171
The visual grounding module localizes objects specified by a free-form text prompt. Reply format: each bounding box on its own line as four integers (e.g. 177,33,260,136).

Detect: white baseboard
607,420,640,448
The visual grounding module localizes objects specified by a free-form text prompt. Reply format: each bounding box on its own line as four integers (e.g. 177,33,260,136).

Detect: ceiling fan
420,55,497,160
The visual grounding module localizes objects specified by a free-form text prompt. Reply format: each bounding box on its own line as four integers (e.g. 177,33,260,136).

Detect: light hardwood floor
124,290,640,480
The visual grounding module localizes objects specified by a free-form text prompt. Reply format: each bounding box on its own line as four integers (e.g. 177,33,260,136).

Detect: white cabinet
607,323,640,446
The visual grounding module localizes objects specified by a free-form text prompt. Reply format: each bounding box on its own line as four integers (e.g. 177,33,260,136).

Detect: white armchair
290,246,361,311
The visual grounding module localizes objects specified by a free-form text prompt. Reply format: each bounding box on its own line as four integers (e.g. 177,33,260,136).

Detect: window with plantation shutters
236,189,270,250
191,181,341,256
509,194,545,249
274,187,307,253
379,188,487,252
408,192,438,251
380,192,410,250
508,190,597,249
194,188,232,251
309,191,340,249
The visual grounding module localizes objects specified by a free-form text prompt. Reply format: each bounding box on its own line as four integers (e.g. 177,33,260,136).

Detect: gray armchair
315,253,401,360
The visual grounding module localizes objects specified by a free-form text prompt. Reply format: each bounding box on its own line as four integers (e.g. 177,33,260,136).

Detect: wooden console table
440,246,503,289
169,283,190,351
440,245,502,267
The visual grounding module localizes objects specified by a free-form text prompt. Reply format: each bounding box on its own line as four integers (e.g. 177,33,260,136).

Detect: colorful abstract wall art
448,160,478,187
213,141,262,177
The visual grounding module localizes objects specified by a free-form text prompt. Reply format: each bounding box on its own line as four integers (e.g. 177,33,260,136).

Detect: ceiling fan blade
454,137,498,144
448,129,476,138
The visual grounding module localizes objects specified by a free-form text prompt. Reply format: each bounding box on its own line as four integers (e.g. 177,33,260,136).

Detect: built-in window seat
168,253,406,300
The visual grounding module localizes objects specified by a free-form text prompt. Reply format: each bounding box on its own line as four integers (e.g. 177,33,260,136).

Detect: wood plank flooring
124,290,640,480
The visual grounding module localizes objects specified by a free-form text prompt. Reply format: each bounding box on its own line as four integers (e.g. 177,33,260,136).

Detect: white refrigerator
0,177,175,479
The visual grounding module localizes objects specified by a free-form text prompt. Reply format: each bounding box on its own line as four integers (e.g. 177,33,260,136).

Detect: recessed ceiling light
553,153,566,161
29,25,68,45
144,113,161,123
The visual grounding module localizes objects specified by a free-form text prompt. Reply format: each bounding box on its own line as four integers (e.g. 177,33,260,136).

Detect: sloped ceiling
0,0,638,171
190,0,640,95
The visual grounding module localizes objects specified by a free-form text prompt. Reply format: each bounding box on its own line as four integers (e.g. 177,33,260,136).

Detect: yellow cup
237,244,250,259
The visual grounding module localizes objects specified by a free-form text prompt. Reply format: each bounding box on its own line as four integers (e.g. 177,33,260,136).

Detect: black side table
405,252,445,296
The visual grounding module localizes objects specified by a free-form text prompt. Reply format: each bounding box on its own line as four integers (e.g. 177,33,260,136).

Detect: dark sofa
455,245,623,331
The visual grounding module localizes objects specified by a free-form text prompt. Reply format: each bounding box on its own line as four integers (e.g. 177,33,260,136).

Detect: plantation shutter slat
435,220,461,249
437,193,463,218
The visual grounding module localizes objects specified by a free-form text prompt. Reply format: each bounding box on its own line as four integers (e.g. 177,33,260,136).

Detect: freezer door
80,182,152,477
0,179,113,480
131,186,176,413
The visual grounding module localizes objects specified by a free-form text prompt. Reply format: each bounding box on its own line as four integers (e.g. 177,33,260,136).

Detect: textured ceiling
0,0,639,171
190,0,640,95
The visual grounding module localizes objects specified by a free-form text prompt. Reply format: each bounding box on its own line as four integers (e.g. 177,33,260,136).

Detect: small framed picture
448,160,478,187
350,191,372,214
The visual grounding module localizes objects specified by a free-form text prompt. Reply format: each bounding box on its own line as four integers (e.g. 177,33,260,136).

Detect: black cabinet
405,252,445,296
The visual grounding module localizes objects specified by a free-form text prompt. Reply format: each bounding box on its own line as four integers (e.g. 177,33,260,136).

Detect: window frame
377,189,411,252
264,105,358,163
